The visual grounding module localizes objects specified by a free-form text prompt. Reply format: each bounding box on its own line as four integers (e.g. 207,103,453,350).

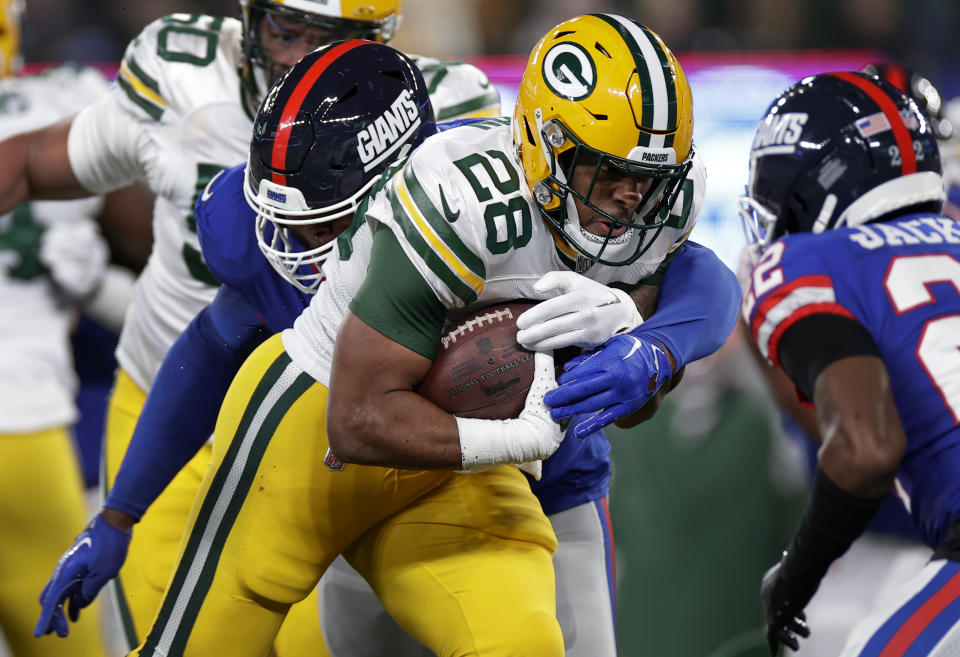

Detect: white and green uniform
0,64,107,431
66,13,501,393
284,118,705,657
285,117,705,373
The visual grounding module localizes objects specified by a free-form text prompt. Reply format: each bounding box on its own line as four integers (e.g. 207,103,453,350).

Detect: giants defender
740,73,960,656
0,2,143,655
129,15,738,657
9,1,499,653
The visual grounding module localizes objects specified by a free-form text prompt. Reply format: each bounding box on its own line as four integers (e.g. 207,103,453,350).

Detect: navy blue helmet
244,39,436,293
739,72,945,260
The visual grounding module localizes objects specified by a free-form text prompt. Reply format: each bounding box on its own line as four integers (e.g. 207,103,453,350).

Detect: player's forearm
104,315,232,519
0,118,88,211
814,357,906,499
638,242,741,369
326,390,463,469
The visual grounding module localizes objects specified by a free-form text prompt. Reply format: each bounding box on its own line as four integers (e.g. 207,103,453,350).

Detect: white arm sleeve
67,90,148,194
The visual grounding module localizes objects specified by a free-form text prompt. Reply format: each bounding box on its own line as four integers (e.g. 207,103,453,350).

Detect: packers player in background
0,1,498,655
126,15,737,657
0,1,146,655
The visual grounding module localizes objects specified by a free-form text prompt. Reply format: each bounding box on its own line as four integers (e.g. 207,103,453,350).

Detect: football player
0,1,144,655
122,15,738,657
735,61,951,657
739,72,960,655
6,1,499,654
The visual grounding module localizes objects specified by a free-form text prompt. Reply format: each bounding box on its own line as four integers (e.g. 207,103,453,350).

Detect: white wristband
457,416,519,472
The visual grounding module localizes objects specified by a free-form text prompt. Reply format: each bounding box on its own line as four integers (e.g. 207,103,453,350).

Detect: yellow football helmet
239,0,402,104
0,0,23,78
513,14,694,266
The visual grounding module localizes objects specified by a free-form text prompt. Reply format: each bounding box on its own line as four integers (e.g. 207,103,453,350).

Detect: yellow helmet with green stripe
513,14,694,266
239,0,402,106
0,0,23,77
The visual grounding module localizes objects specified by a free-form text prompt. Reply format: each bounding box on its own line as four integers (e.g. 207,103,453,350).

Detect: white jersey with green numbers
283,118,705,384
65,13,502,393
0,65,109,431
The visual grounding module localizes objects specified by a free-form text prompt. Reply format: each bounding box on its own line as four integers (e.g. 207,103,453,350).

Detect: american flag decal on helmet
855,112,892,138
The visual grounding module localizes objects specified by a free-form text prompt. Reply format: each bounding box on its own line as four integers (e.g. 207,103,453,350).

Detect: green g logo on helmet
542,42,596,101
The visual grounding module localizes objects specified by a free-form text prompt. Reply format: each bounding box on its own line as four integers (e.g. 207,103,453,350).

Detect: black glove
760,556,812,655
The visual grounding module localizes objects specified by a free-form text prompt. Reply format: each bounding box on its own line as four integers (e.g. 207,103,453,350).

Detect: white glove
457,351,564,475
39,221,109,301
516,271,643,351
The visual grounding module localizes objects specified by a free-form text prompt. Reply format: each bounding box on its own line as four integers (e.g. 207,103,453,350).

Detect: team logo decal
542,42,596,101
751,112,808,157
357,88,421,172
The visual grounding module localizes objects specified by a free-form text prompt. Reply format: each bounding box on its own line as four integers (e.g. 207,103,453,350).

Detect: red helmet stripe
833,72,916,175
270,40,365,185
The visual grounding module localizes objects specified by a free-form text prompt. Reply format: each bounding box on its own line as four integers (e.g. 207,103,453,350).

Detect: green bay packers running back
130,14,738,657
3,1,500,654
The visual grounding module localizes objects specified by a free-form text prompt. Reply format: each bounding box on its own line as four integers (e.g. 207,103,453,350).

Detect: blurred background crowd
10,2,958,656
22,0,960,96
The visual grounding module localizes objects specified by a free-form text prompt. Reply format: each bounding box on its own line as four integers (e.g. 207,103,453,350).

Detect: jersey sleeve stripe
401,166,486,278
749,274,833,333
667,224,695,253
751,276,855,362
125,57,162,98
424,65,448,94
117,60,165,120
389,180,481,305
435,91,502,121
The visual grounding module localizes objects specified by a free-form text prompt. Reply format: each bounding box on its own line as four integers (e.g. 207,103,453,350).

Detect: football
416,301,537,420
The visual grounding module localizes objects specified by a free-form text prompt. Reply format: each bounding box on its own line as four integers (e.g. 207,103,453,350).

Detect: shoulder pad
410,54,501,121
116,14,240,122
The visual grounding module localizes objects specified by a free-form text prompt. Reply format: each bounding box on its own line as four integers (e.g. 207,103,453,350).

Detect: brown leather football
416,301,537,419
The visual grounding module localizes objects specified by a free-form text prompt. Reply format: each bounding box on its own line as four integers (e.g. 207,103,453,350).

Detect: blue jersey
743,212,960,548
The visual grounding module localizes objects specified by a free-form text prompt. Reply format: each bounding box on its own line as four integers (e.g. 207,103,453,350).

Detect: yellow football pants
131,334,562,657
0,428,107,657
104,368,325,656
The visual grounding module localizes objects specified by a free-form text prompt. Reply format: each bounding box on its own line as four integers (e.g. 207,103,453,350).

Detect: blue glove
544,333,672,439
34,514,132,638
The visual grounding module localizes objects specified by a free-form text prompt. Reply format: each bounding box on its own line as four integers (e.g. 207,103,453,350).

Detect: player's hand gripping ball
416,301,578,419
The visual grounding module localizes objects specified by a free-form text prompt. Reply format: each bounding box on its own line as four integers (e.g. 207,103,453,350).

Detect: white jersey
284,119,706,383
0,65,108,431
66,14,501,392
